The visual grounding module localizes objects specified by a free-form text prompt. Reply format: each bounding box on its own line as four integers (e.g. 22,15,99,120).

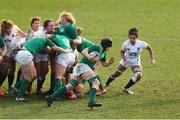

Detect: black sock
8,74,14,89
16,68,22,84
37,75,46,91
124,79,135,89
50,73,55,91
0,72,7,86
106,76,115,86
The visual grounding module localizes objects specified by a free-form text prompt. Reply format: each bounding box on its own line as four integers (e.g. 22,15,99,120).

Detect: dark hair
30,17,41,27
43,19,53,29
100,38,112,51
46,31,57,34
128,27,138,38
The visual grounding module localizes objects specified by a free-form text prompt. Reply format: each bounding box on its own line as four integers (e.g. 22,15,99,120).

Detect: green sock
89,87,97,103
50,86,67,100
15,80,22,89
97,75,104,89
54,78,62,91
17,79,29,98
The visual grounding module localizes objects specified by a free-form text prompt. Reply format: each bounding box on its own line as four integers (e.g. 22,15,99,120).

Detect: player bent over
105,27,156,94
46,38,114,108
11,37,69,102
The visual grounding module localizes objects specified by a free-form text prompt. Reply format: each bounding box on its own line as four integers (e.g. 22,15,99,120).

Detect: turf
0,0,180,119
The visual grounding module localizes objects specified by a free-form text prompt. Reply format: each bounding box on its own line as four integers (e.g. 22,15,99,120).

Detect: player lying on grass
46,38,114,108
11,36,69,102
105,27,156,94
0,34,7,96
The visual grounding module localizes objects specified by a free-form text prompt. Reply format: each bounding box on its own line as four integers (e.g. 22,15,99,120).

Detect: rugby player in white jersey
105,27,156,94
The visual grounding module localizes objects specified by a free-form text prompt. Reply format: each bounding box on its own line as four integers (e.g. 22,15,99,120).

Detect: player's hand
151,59,156,65
45,34,52,38
109,57,115,65
64,49,70,53
77,27,83,36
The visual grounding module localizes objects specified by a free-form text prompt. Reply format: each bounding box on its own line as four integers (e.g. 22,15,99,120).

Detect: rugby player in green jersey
46,38,114,109
0,35,7,96
11,37,69,102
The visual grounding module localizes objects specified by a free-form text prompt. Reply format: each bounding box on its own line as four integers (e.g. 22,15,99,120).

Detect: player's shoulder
136,39,148,44
122,40,129,46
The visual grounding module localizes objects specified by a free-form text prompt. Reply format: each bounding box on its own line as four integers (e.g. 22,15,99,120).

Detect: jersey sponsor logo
129,52,137,57
4,39,12,43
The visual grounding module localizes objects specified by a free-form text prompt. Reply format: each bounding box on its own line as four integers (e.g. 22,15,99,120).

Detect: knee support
132,71,143,83
88,76,100,90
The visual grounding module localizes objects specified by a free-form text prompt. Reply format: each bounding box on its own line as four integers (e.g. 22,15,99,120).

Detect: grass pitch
0,0,180,119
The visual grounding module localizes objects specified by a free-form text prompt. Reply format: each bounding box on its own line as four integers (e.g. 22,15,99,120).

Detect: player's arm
146,44,156,64
46,37,69,53
77,27,83,36
17,27,27,37
81,48,91,60
120,48,126,62
73,37,82,46
51,46,69,53
0,46,7,63
101,57,114,67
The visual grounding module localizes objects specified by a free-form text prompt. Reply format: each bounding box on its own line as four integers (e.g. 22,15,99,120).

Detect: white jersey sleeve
121,40,128,50
139,41,148,49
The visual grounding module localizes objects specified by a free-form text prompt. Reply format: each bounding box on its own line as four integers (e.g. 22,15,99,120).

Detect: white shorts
56,52,75,67
34,53,49,62
16,50,34,66
119,59,141,68
73,63,92,76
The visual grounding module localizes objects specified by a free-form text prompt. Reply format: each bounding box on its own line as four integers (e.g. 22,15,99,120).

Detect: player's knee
91,80,100,90
135,72,142,81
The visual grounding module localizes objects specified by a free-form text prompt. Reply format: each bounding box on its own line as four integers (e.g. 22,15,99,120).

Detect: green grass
0,0,180,119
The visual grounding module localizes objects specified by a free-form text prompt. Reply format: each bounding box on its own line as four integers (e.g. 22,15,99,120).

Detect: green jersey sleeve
0,36,5,48
101,53,106,62
46,38,56,47
88,45,100,53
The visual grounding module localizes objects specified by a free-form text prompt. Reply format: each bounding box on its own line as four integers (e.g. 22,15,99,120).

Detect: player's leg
43,52,56,95
54,53,75,92
93,71,106,96
54,63,66,91
105,62,127,87
13,50,35,101
15,68,22,89
123,65,143,94
36,55,49,95
0,61,8,87
46,76,81,107
63,71,77,100
80,70,102,108
7,58,16,93
16,63,37,101
0,60,9,96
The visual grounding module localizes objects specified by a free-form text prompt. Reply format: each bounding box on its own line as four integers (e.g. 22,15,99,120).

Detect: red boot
0,88,4,96
96,88,106,96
